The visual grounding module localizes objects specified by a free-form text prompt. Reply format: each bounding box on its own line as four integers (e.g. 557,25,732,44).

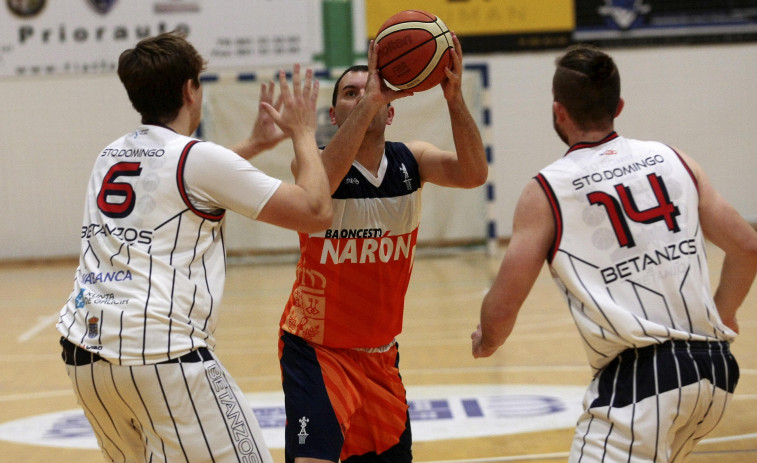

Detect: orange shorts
278,331,411,462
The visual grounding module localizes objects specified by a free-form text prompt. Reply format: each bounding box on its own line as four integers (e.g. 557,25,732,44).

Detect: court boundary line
419,434,757,463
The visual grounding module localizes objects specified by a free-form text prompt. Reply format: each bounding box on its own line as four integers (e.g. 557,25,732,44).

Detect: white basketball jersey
57,125,279,365
536,133,736,373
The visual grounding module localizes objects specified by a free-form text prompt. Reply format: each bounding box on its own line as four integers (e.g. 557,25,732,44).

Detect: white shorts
62,339,273,463
570,339,738,463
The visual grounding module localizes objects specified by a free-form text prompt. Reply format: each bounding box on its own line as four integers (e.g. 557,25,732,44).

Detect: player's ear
615,97,624,118
386,104,395,126
183,79,198,105
329,107,337,126
553,101,567,123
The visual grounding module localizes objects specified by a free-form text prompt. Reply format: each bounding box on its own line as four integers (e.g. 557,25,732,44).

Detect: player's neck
164,105,199,137
355,135,386,175
567,126,615,147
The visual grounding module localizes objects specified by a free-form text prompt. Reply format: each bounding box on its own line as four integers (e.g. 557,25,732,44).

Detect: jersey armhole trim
668,145,699,193
177,140,225,222
535,173,562,264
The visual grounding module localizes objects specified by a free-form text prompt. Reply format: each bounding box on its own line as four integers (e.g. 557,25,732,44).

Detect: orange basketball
375,10,453,92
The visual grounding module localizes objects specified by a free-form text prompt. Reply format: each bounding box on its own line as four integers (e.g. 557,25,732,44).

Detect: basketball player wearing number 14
472,44,757,462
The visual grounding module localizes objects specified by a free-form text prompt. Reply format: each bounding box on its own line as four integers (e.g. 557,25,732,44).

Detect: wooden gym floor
1,242,755,462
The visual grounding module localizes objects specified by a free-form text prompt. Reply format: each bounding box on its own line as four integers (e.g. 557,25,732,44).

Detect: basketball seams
410,35,452,88
375,11,452,91
375,20,443,43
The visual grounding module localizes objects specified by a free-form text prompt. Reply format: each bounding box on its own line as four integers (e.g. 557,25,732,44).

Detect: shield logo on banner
86,0,117,15
6,0,47,18
597,0,651,30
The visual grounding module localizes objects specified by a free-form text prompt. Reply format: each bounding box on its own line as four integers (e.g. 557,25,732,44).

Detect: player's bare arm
472,180,554,358
681,149,757,333
303,40,413,193
231,78,287,159
319,41,388,192
256,65,332,233
407,32,487,189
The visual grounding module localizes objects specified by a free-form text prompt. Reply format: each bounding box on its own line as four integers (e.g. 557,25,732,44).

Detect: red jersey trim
565,131,619,156
176,140,225,222
669,146,699,192
535,174,562,264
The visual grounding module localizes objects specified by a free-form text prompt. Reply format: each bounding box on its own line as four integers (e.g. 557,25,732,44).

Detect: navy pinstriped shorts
591,339,738,409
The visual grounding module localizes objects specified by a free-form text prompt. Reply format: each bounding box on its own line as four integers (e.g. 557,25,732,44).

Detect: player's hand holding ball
375,9,454,92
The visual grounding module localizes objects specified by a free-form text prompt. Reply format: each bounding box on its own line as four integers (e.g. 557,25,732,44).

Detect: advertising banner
575,0,757,46
0,0,316,78
365,0,575,52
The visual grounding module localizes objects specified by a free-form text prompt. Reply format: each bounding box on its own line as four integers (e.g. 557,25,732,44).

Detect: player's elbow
470,168,489,188
299,202,333,234
741,240,757,269
459,166,488,189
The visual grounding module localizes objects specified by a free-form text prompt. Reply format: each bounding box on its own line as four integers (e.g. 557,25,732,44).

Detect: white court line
420,453,568,463
17,314,58,343
0,390,72,403
419,433,757,463
402,365,588,375
699,433,757,444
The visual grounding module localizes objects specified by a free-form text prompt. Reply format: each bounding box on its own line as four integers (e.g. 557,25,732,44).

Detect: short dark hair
331,65,369,107
117,31,207,125
553,44,620,130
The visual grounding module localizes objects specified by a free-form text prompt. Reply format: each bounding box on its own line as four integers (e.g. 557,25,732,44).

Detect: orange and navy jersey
281,142,421,348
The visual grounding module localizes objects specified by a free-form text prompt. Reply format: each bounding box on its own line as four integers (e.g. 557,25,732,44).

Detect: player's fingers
262,80,277,105
451,32,462,61
259,101,280,123
311,79,320,107
259,81,268,103
368,40,378,72
277,69,290,98
302,67,313,100
448,34,462,75
291,63,302,98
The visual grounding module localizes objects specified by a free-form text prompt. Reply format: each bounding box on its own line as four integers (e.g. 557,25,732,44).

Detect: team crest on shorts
297,416,309,444
86,0,117,14
87,317,99,338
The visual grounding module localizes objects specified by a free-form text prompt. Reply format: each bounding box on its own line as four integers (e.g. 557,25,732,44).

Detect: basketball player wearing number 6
279,31,487,462
56,31,331,462
472,44,757,462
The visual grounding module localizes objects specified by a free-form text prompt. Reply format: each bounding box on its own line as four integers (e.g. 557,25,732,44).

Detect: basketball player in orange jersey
472,44,757,462
278,32,487,463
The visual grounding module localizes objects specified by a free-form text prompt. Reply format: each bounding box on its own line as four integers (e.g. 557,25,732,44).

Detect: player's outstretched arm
408,33,487,189
231,78,288,159
315,40,413,193
473,180,553,358
256,65,332,233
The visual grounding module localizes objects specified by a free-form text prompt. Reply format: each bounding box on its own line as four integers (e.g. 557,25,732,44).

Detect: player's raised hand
246,79,287,154
260,64,319,139
366,40,413,106
441,32,463,102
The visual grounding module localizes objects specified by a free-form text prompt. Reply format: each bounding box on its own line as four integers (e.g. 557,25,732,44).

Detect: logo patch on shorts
297,416,309,444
